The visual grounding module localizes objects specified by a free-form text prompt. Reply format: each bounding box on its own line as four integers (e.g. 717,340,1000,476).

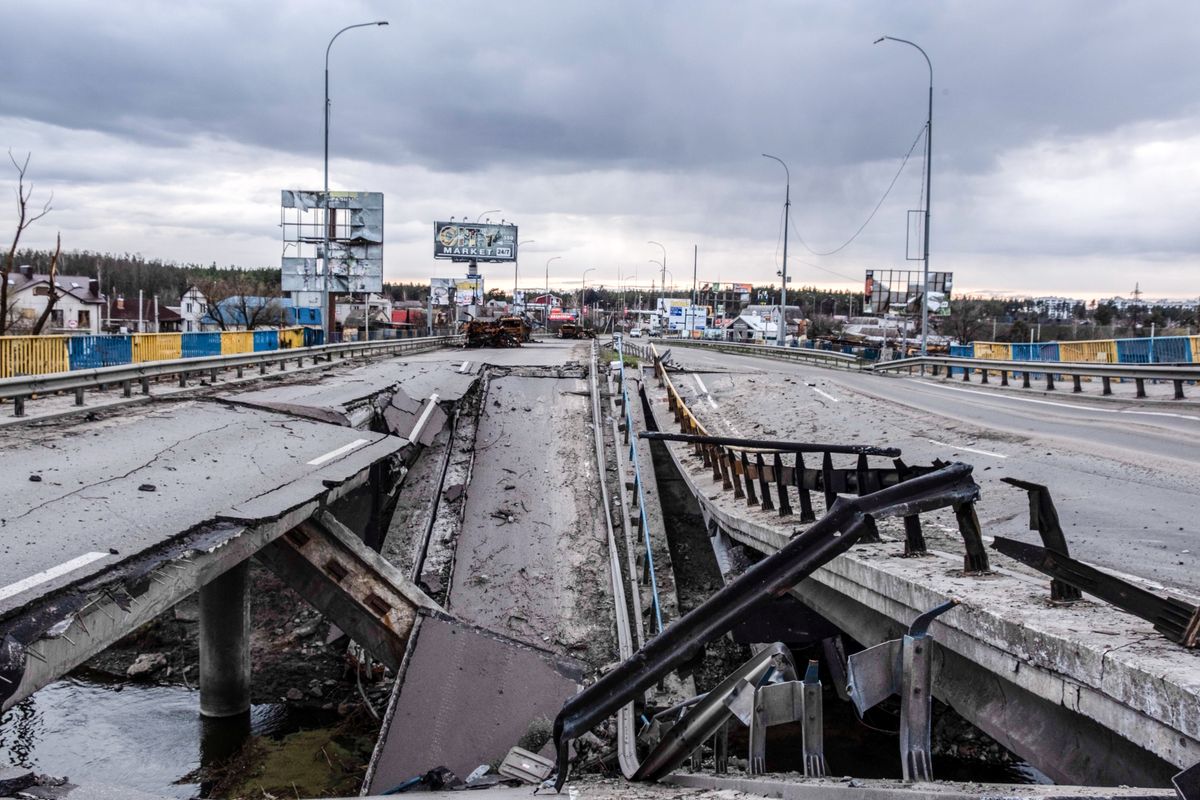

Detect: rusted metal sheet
366,613,584,794
255,510,440,671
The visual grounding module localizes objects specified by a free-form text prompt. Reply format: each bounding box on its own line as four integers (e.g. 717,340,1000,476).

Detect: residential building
179,287,209,332
4,265,105,334
105,296,182,332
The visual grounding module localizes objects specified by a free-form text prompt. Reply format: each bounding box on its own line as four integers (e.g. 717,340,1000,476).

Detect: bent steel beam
550,461,979,789
637,643,795,781
640,431,900,457
992,537,1200,647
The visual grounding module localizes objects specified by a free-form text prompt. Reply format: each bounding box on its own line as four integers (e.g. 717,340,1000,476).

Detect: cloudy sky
2,1,1198,300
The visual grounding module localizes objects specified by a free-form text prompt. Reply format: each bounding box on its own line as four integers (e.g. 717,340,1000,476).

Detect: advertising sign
863,269,953,316
454,277,485,306
433,221,518,263
430,277,454,306
281,190,384,293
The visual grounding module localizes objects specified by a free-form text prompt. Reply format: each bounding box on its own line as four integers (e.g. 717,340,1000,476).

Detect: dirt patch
202,710,380,798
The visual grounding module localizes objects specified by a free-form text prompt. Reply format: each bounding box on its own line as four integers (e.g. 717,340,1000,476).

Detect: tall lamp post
324,20,388,339
515,239,534,308
876,35,933,356
581,267,595,327
544,255,561,328
648,241,666,322
762,154,790,347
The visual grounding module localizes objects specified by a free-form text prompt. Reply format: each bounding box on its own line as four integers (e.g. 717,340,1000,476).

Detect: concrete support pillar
199,560,251,718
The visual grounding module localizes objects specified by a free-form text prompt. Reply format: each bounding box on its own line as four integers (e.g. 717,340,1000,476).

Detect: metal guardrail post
800,659,827,777
1001,478,1081,602
847,599,959,782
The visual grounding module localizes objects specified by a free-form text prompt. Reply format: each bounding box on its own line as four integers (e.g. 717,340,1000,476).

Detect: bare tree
2,152,53,336
192,273,285,330
30,234,63,335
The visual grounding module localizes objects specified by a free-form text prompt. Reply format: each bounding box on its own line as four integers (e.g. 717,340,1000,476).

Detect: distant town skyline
3,2,1198,299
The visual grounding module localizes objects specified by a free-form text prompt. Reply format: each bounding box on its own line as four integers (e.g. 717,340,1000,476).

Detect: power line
791,123,927,257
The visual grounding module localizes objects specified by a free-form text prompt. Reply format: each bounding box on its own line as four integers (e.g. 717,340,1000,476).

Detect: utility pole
876,36,933,356
762,154,790,346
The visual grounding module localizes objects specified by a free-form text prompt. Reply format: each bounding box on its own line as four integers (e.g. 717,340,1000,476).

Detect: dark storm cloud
4,1,1197,177
2,1,1199,295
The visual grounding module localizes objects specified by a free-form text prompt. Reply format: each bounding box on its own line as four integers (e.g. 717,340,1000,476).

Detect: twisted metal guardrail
0,334,464,416
614,337,664,634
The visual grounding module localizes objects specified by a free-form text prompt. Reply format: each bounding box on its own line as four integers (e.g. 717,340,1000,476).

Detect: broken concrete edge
663,772,1177,800
360,612,426,794
647,410,1200,773
360,609,589,796
434,369,489,604
0,454,379,712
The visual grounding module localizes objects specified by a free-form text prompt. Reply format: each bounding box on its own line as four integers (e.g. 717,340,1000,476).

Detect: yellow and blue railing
0,327,322,379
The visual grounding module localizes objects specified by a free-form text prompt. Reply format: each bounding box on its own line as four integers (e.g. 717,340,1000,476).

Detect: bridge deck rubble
640,349,1199,787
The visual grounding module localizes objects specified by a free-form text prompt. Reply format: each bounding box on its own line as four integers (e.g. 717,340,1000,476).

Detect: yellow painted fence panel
0,335,71,378
973,342,1012,361
131,333,182,363
220,331,255,355
278,328,305,349
971,341,1011,377
1058,339,1118,364
1191,336,1200,364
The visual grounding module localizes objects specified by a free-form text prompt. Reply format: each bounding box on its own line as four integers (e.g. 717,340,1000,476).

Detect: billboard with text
433,221,518,262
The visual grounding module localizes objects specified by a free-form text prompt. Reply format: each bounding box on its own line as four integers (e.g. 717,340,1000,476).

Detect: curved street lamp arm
761,153,790,186
327,21,389,68
875,36,931,84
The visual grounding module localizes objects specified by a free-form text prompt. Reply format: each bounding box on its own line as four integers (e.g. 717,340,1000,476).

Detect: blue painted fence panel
949,343,973,376
1116,336,1192,364
68,335,133,370
253,330,279,352
181,332,222,358
303,328,325,347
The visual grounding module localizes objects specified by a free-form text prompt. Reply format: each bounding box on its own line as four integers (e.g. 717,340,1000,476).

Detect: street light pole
545,255,561,327
762,154,790,347
516,239,534,308
648,240,666,327
876,35,933,356
324,20,388,340
581,267,595,327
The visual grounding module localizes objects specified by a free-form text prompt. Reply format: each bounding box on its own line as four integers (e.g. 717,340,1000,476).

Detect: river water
0,675,317,798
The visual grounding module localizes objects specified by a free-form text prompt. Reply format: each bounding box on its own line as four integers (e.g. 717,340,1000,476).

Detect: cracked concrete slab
0,399,405,617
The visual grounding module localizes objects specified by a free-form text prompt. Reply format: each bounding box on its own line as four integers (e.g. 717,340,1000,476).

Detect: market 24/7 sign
433,221,519,263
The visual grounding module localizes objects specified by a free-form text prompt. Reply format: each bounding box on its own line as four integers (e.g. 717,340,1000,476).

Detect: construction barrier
303,328,325,348
181,332,222,359
1116,336,1193,364
68,335,133,370
131,333,182,364
220,330,255,355
252,330,279,352
0,335,71,378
